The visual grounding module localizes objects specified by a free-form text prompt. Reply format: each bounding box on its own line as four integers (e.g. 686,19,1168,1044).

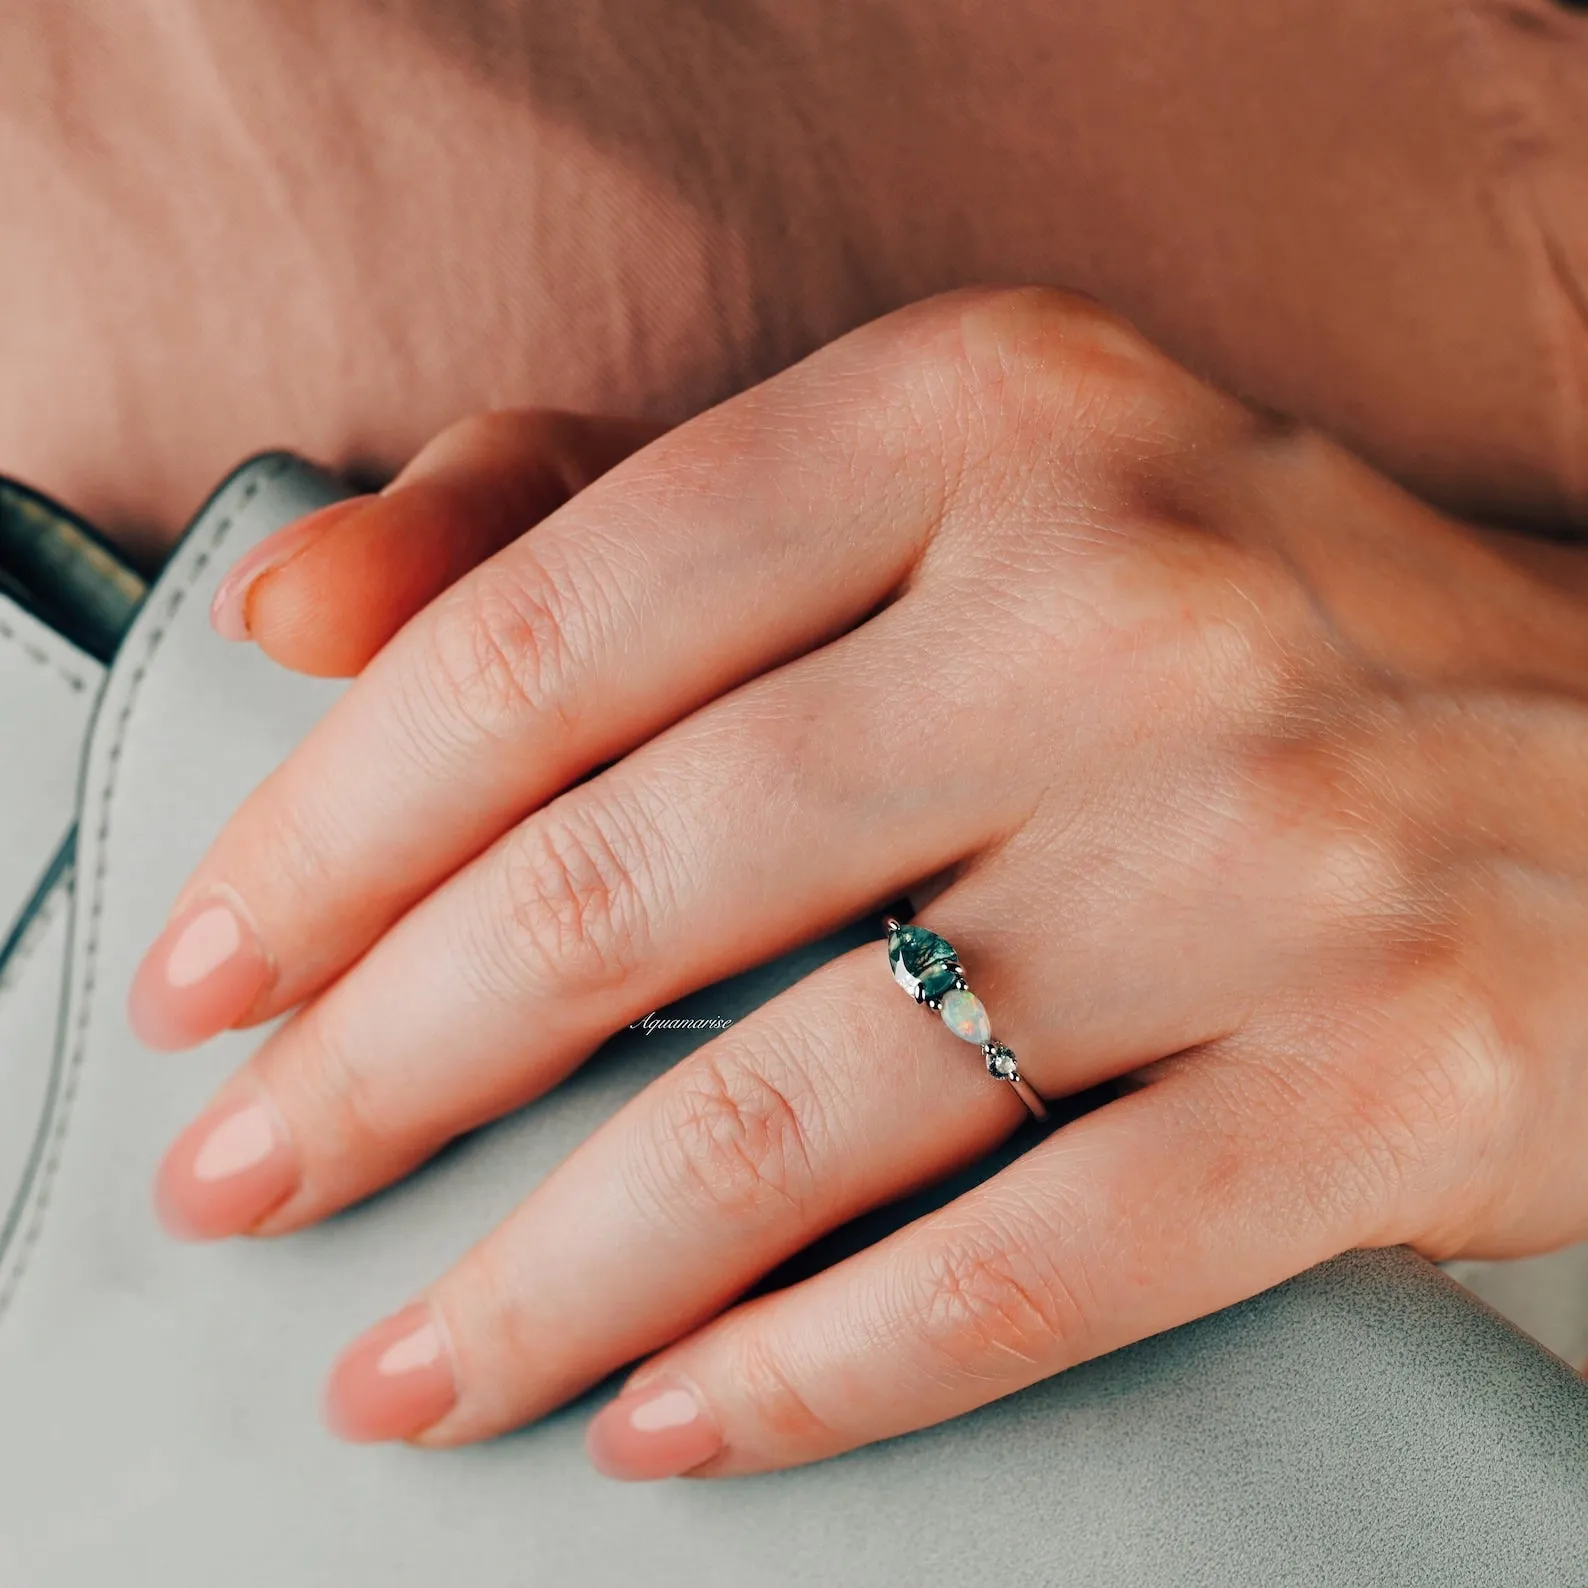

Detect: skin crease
130,288,1588,1475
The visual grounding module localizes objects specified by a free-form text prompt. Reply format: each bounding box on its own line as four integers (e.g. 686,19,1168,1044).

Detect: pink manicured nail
324,1304,459,1443
585,1375,723,1480
128,894,272,1050
210,498,369,641
154,1096,298,1240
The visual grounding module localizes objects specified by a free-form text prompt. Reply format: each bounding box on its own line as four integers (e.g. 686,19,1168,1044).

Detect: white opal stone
940,988,991,1045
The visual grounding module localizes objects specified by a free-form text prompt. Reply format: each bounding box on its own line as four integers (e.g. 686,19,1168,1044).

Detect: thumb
211,410,662,677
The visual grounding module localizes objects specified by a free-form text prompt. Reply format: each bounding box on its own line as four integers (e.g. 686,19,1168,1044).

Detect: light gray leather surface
1,455,1586,1586
0,867,73,1275
0,595,101,1251
0,598,98,938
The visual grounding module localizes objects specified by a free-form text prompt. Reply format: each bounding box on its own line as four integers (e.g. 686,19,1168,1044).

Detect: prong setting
983,1041,1020,1081
884,918,1044,1119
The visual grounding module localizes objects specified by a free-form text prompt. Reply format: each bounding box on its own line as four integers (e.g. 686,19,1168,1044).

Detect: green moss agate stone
887,924,960,1001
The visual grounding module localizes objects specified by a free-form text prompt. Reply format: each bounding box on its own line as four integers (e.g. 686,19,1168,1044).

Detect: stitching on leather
0,870,72,1001
0,457,286,1319
0,868,74,1279
0,615,89,695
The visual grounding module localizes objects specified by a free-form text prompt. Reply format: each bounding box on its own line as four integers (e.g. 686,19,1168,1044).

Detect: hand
129,288,1588,1478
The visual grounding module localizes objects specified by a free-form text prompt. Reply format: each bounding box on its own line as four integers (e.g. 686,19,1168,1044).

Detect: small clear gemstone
985,1042,1019,1080
887,925,960,1001
940,988,991,1045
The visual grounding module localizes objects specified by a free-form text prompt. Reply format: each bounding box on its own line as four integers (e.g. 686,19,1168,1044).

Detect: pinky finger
585,1045,1405,1479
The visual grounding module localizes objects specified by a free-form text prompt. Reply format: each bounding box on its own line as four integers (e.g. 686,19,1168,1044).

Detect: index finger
126,292,1003,1050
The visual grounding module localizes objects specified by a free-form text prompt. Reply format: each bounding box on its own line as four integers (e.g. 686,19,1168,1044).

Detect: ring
883,917,1049,1121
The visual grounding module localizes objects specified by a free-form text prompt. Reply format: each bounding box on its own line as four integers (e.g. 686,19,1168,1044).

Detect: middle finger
152,604,1033,1240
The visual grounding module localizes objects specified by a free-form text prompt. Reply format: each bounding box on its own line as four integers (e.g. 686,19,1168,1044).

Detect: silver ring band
883,916,1048,1122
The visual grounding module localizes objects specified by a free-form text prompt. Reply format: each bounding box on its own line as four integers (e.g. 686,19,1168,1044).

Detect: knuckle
875,289,1164,510
1234,710,1429,932
1433,991,1520,1130
422,551,588,742
493,797,654,995
1108,540,1319,728
1181,544,1329,713
953,284,1154,370
726,1328,840,1446
912,1218,1084,1380
944,286,1221,450
906,298,1296,673
1353,979,1518,1184
1259,971,1519,1241
638,1042,822,1226
278,1007,402,1164
235,788,345,907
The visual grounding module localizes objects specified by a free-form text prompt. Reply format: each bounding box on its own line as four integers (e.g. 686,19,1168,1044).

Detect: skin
128,287,1588,1476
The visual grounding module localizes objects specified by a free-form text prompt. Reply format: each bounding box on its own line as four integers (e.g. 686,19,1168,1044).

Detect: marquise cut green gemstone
887,924,961,1000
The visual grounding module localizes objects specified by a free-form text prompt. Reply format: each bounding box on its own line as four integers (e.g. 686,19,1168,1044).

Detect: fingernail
153,1096,298,1240
324,1303,459,1443
128,892,272,1050
210,498,370,641
585,1374,722,1480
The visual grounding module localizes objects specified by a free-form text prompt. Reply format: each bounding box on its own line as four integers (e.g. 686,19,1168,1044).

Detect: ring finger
318,823,1274,1447
319,912,1046,1445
